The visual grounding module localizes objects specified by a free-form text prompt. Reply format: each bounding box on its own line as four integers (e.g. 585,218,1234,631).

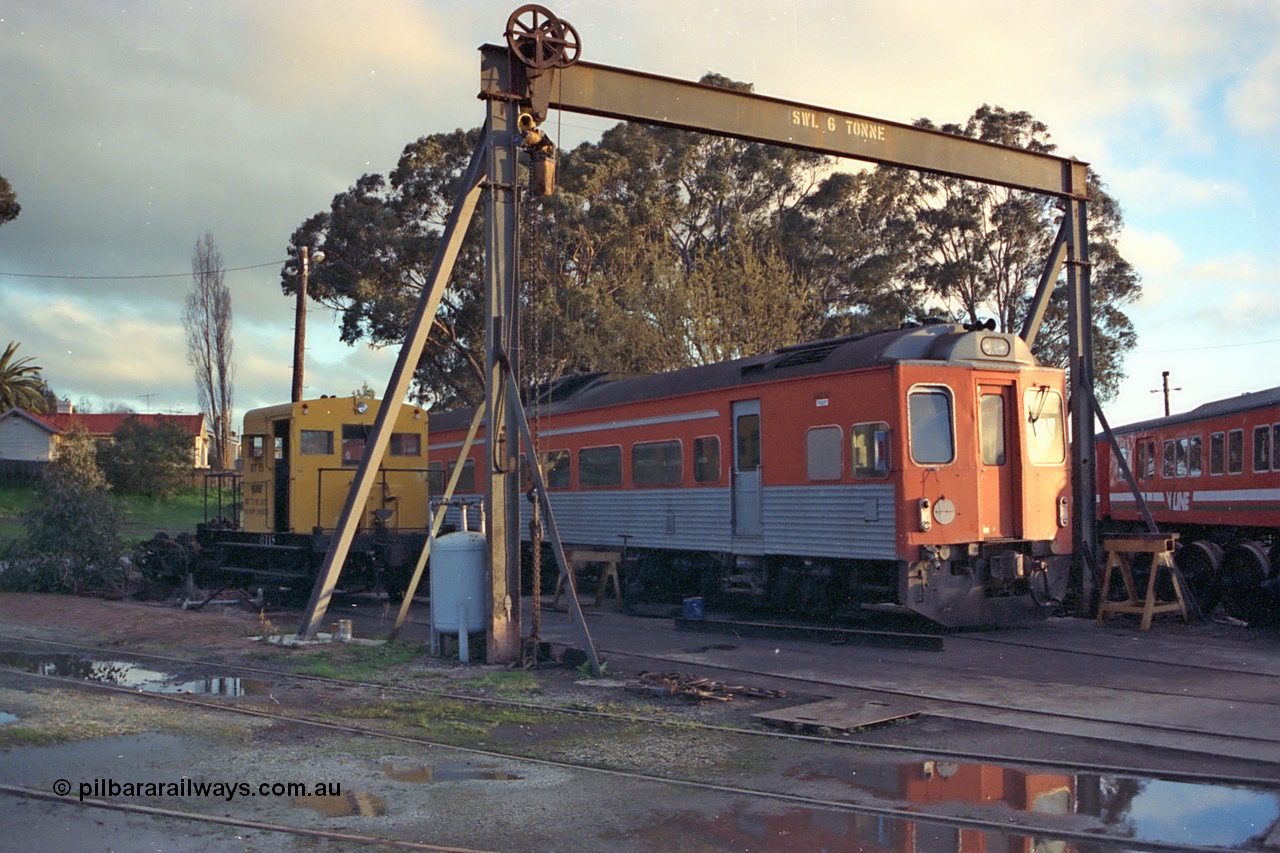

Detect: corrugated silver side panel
539,488,734,552
762,484,898,560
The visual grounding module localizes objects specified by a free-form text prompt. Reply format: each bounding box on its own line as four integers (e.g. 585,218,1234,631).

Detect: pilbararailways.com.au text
53,777,342,802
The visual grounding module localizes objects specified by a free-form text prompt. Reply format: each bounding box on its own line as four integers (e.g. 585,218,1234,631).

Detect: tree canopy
184,231,235,469
0,341,50,412
287,97,1140,407
0,175,19,227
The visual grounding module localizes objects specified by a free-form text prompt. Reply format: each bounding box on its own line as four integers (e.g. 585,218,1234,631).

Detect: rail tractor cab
197,397,431,597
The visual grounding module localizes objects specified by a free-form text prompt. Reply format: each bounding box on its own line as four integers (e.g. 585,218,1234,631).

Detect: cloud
1226,44,1280,133
1108,164,1248,213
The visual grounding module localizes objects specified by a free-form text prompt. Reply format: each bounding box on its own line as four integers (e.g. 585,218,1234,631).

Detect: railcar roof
430,322,1041,432
1104,385,1280,436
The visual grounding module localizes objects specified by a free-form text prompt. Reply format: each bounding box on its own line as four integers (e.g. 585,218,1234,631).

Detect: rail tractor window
447,458,476,492
579,445,622,487
908,387,954,465
538,450,570,489
1228,429,1244,474
247,435,266,460
693,436,721,483
980,394,1006,466
806,426,843,481
1254,426,1270,474
1273,425,1280,471
851,422,891,478
633,440,683,486
426,461,444,493
1210,432,1225,475
1189,436,1203,477
341,424,371,466
299,429,334,456
1024,387,1066,465
389,432,421,456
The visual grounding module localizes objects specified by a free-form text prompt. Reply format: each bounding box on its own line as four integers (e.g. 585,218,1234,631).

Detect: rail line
0,661,1259,853
1,632,1278,787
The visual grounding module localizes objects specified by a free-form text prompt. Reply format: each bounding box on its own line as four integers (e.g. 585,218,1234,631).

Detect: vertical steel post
291,247,310,404
482,50,522,664
1065,187,1098,611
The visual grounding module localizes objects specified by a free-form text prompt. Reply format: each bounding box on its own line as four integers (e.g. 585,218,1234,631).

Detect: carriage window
1188,436,1202,477
852,422,890,478
1024,387,1066,465
1254,426,1270,473
1162,440,1176,478
341,424,370,466
806,426,842,481
426,461,444,493
908,387,954,464
538,450,570,489
693,436,721,483
248,435,266,459
980,394,1006,466
579,445,622,487
1228,429,1244,474
299,429,334,456
736,414,761,470
1115,445,1128,481
389,432,421,456
1273,425,1280,471
447,458,476,492
1210,432,1225,475
633,440,683,486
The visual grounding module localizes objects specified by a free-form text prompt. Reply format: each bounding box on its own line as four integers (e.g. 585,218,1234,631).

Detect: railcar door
732,400,763,537
273,419,290,533
977,383,1018,539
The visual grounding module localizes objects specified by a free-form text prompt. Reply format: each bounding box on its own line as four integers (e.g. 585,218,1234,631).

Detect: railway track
0,648,1267,853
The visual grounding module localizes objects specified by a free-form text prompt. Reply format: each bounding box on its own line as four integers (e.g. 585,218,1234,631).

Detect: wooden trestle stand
1096,533,1189,631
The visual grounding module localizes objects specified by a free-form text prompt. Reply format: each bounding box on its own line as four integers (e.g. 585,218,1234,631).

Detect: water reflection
0,651,272,696
383,762,521,783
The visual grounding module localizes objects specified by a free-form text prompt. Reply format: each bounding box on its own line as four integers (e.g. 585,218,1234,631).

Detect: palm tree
0,341,49,412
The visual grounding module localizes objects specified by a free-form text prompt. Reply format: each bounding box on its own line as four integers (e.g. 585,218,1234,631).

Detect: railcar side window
851,422,890,478
1210,432,1225,475
248,435,266,459
1162,440,1176,478
633,440,683,486
389,432,421,456
342,424,370,466
1023,387,1066,465
1273,425,1280,471
447,458,476,492
1188,436,1202,477
300,429,334,456
693,436,721,483
1254,426,1270,474
426,461,444,493
806,427,842,481
980,394,1006,466
908,387,954,465
1228,429,1244,474
538,450,570,489
579,445,622,487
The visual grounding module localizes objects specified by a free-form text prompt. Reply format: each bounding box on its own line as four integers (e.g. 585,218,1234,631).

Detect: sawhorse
1096,533,1189,631
552,549,622,610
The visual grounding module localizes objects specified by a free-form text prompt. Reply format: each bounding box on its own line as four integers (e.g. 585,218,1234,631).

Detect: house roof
2,409,206,437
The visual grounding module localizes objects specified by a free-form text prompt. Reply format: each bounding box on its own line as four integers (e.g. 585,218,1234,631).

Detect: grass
336,698,558,739
451,670,543,698
0,483,207,544
289,643,429,682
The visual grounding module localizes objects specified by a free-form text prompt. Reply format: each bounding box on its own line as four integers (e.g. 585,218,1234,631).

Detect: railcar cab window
448,458,476,492
342,424,370,466
693,436,720,484
1024,387,1066,465
1254,426,1270,474
633,440,683,486
908,387,954,464
851,422,890,478
389,432,421,456
248,435,266,460
1210,432,1225,475
538,450,570,489
300,429,334,456
1228,429,1244,474
806,426,842,480
579,445,622,487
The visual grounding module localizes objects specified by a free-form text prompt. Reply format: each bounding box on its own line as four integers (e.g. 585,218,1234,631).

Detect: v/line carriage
431,321,1073,627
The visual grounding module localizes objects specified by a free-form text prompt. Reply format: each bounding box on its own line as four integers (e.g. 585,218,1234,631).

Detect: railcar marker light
919,498,933,532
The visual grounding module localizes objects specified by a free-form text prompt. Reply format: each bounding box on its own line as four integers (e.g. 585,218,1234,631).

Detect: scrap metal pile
626,670,788,703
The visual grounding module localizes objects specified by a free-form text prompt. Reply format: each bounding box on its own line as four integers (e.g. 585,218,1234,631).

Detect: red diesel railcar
430,322,1072,627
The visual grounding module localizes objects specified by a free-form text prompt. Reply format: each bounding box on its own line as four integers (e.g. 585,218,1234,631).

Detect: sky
1,1,1277,430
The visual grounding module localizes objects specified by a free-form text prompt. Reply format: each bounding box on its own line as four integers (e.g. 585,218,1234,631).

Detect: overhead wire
0,260,285,281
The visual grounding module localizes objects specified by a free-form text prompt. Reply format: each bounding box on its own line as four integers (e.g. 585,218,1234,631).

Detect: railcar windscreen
1024,387,1066,465
300,429,333,456
908,388,954,464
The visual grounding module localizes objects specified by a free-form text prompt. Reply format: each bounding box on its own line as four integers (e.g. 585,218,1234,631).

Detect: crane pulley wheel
505,5,580,71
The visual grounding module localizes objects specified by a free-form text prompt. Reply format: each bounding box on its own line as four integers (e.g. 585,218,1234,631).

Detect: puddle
293,791,387,818
0,651,272,696
383,762,521,783
0,711,18,725
784,756,1280,849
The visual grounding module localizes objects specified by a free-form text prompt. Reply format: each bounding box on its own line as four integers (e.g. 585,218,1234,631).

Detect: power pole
1151,371,1180,417
288,246,324,403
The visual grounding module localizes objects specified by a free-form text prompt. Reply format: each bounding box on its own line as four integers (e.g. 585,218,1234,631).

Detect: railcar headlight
1058,496,1069,527
980,336,1011,357
355,401,369,414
